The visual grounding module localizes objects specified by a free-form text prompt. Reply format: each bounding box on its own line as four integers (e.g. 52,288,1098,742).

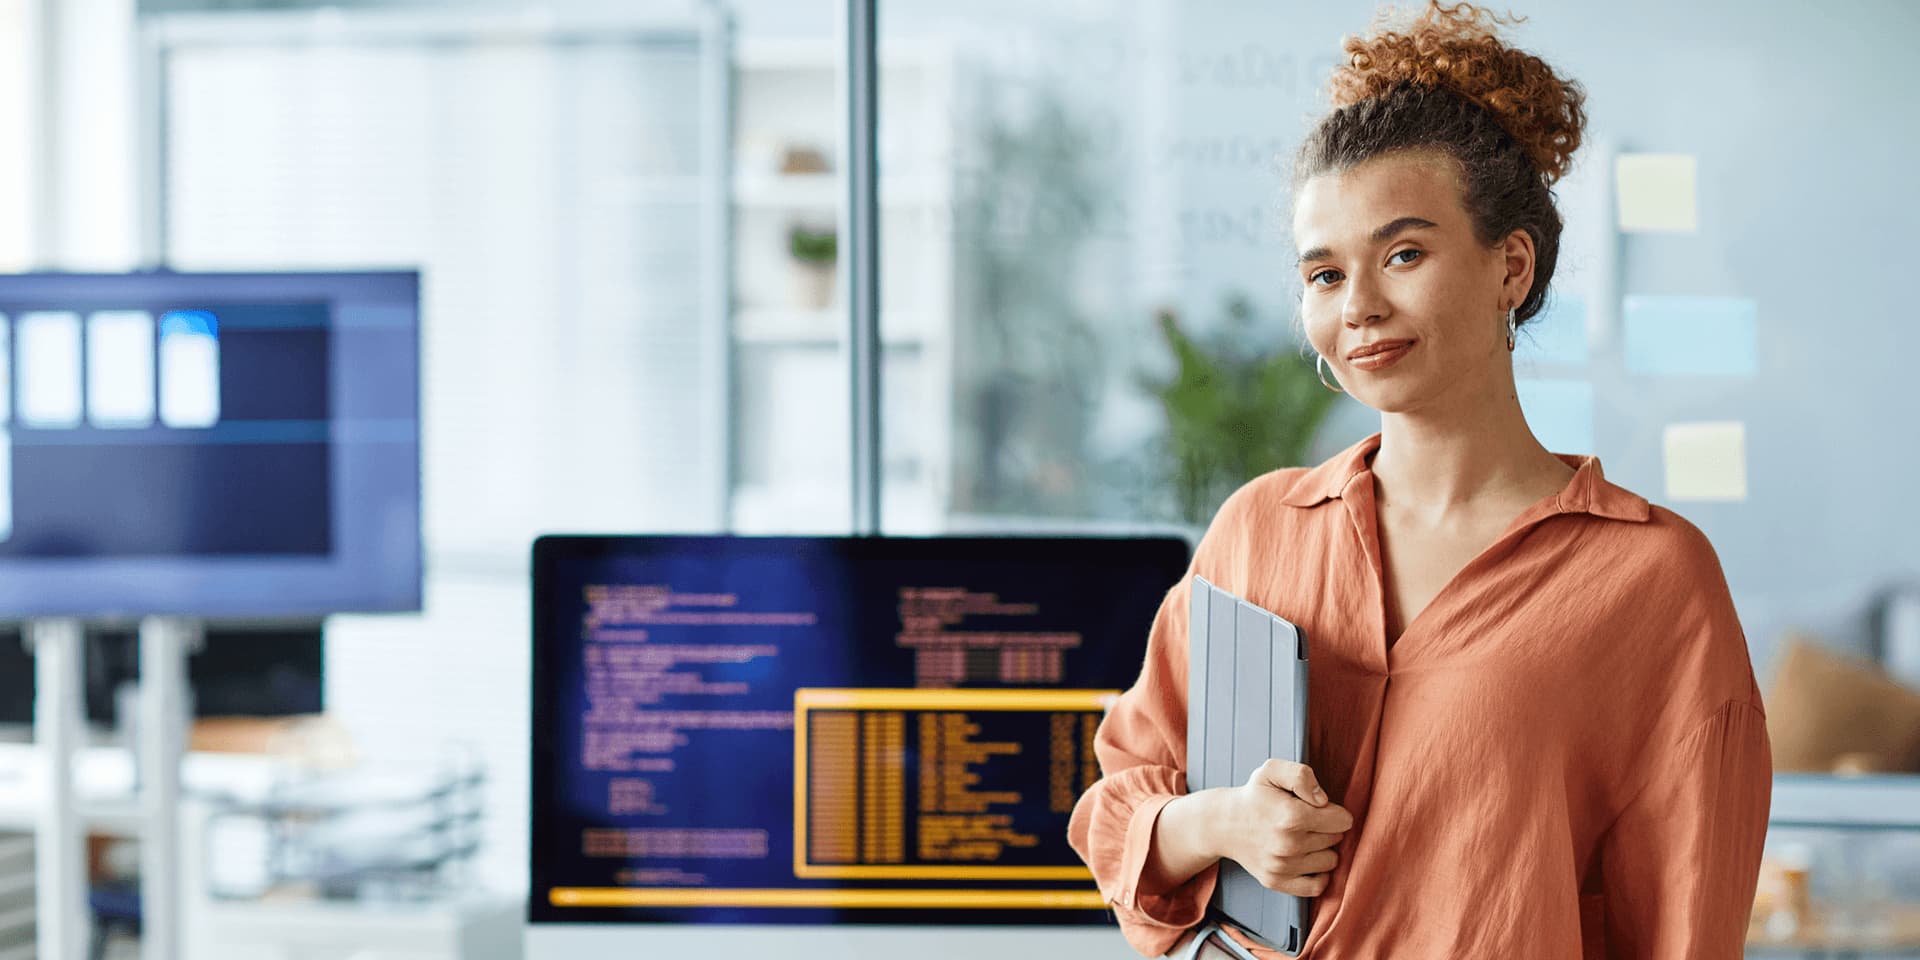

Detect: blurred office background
2,0,1918,957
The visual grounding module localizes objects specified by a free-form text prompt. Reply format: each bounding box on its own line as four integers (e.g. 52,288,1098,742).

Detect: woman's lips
1347,340,1415,371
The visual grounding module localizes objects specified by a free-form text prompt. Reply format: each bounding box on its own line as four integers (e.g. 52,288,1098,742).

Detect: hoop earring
1505,306,1518,352
1316,353,1344,393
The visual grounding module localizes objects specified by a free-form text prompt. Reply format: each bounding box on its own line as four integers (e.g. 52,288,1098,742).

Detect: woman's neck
1368,383,1572,519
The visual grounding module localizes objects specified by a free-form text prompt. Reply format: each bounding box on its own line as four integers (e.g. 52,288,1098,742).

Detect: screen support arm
138,616,201,960
26,619,85,960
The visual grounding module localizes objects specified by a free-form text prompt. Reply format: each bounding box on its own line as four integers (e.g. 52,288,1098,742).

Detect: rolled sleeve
1124,793,1219,926
1067,481,1263,957
1066,572,1216,957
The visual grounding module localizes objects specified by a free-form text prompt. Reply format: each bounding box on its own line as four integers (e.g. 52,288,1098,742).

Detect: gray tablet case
1186,575,1310,958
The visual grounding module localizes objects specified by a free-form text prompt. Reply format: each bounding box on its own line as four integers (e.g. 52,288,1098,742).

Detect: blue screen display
530,534,1190,927
0,271,420,618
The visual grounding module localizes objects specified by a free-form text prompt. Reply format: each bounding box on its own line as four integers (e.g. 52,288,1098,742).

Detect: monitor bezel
0,269,423,619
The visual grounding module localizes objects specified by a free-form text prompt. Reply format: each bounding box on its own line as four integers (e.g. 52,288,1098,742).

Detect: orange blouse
1068,431,1772,959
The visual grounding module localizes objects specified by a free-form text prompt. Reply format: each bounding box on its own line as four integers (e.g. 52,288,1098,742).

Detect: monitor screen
0,270,420,618
530,534,1190,927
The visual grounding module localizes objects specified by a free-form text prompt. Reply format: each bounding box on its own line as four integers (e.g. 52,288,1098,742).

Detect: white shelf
728,36,957,531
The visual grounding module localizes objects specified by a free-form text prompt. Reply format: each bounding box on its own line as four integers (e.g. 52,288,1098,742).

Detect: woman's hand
1148,759,1352,898
1212,759,1352,897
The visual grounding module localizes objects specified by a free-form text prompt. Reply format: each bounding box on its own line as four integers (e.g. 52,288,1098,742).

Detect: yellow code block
792,687,1116,883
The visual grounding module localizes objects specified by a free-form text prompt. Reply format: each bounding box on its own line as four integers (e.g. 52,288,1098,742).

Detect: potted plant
789,223,837,310
1139,292,1340,528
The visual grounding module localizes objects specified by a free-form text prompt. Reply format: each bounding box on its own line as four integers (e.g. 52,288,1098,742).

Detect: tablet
1185,575,1311,957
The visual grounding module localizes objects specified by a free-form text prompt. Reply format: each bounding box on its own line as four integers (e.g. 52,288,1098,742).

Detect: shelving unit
1771,774,1920,831
1749,774,1920,957
727,36,959,535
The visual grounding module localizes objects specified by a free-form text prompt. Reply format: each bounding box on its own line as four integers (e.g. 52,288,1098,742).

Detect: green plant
789,225,837,264
1140,293,1339,527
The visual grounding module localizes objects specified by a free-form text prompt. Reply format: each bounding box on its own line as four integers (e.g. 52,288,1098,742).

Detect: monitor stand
137,617,201,960
25,619,84,960
25,616,201,960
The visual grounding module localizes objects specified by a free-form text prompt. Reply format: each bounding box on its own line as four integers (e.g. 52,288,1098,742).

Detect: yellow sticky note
1615,154,1698,233
1663,421,1746,501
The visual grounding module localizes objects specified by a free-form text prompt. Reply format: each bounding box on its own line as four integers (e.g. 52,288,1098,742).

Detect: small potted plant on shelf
789,223,837,310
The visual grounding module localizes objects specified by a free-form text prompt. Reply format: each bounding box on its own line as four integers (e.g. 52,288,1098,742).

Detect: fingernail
1313,788,1327,804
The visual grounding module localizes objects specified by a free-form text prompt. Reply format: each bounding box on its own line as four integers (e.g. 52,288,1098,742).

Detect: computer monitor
529,534,1189,958
0,270,421,619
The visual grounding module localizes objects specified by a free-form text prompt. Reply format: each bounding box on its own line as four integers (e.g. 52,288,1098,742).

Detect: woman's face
1292,149,1532,415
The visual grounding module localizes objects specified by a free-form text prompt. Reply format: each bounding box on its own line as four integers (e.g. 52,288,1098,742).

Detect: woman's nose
1339,276,1388,328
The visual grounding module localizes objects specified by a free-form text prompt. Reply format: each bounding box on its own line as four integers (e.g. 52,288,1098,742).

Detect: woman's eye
1309,269,1341,286
1390,249,1422,265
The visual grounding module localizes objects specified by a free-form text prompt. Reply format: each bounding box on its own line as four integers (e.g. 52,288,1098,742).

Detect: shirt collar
1277,431,1650,523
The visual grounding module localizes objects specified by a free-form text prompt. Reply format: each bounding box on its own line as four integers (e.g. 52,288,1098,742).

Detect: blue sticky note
1622,295,1758,376
1517,378,1595,455
1515,292,1589,367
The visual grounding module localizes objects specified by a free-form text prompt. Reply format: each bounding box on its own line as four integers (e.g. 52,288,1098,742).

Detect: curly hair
1294,1,1588,325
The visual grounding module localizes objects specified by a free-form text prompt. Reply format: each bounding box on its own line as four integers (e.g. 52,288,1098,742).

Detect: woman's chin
1350,384,1428,416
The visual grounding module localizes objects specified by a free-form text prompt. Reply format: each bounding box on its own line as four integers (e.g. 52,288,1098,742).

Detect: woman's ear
1499,227,1536,310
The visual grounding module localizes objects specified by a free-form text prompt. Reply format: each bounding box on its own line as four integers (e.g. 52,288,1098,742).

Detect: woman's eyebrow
1295,215,1440,265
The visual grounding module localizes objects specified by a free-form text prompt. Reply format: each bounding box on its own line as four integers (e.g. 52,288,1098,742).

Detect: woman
1067,3,1772,958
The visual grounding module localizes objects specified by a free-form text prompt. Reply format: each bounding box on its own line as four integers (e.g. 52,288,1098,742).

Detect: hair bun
1328,1,1587,183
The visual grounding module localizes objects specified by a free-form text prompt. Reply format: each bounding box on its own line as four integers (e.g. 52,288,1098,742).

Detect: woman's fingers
1298,801,1354,835
1239,845,1341,893
1250,757,1327,806
1296,829,1347,854
1252,868,1333,897
1288,848,1339,876
1226,759,1349,899
1276,872,1332,898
